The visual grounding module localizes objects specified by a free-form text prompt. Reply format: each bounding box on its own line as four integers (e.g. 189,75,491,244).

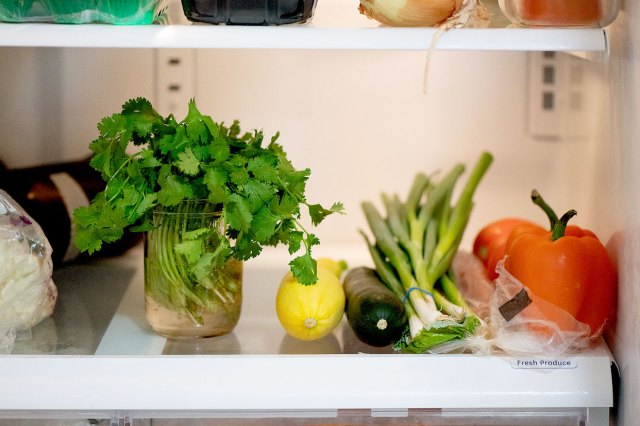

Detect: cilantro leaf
229,164,250,187
184,98,203,122
122,97,154,116
191,252,215,282
122,97,161,138
225,193,252,232
289,253,317,285
73,196,127,254
248,155,278,183
174,239,205,265
251,207,279,243
157,164,192,206
97,113,128,140
271,193,300,217
211,140,231,163
308,202,346,226
138,148,162,168
203,166,229,204
282,169,310,197
159,128,185,156
186,118,208,144
176,147,201,176
286,230,304,254
133,193,158,219
202,116,221,140
244,180,275,211
233,234,263,261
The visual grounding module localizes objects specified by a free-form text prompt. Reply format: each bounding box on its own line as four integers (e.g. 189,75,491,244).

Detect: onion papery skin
358,0,462,27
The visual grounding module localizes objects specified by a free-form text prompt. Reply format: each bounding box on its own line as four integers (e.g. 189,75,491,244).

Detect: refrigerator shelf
0,244,616,424
0,0,609,52
0,24,608,52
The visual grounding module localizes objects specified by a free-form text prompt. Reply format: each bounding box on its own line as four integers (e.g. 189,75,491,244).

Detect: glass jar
498,0,620,28
144,201,242,338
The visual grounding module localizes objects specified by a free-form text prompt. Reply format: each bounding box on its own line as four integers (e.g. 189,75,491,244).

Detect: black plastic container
181,0,317,25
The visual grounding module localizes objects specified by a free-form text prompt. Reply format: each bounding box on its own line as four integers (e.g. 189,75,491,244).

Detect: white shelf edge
0,350,614,411
0,23,608,52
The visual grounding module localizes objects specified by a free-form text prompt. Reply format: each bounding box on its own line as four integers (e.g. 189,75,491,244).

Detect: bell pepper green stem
551,209,577,241
531,189,559,229
531,189,576,241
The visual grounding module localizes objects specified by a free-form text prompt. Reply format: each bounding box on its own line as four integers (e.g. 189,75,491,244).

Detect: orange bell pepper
503,190,616,336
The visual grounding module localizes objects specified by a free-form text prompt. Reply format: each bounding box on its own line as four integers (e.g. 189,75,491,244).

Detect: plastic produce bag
424,251,495,355
0,190,57,353
452,251,495,320
488,260,592,357
451,251,592,356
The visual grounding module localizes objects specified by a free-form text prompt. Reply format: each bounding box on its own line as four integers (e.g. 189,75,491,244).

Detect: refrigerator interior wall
191,48,619,248
0,47,155,166
608,0,640,424
0,47,618,251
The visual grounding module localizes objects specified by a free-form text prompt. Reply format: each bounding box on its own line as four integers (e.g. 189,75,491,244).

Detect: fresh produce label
511,358,578,369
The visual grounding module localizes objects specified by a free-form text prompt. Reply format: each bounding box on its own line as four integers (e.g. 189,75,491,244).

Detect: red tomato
472,218,541,281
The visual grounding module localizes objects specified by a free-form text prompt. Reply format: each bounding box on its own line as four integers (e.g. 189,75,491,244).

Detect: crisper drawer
0,245,617,426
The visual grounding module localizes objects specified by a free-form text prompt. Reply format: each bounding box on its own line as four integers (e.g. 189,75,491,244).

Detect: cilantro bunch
73,97,344,285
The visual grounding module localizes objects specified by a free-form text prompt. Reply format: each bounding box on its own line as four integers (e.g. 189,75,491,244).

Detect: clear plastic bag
451,251,592,357
0,190,57,354
488,260,592,357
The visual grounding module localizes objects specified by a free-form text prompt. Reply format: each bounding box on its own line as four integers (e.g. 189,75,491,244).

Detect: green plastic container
0,0,160,23
0,0,34,22
39,0,93,23
94,0,157,24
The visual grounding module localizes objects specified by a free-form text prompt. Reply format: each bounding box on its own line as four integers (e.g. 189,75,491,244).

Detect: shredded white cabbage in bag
0,191,57,352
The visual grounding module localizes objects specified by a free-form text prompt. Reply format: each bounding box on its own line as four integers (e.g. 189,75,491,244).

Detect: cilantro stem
146,201,241,324
105,150,142,204
293,218,315,255
108,149,142,181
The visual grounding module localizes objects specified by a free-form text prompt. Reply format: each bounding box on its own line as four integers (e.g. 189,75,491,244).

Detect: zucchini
343,267,407,347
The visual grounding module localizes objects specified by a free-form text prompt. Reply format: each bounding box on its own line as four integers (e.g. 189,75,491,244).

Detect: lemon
276,266,346,341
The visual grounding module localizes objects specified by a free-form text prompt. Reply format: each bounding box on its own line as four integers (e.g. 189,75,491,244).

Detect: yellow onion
359,0,489,28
